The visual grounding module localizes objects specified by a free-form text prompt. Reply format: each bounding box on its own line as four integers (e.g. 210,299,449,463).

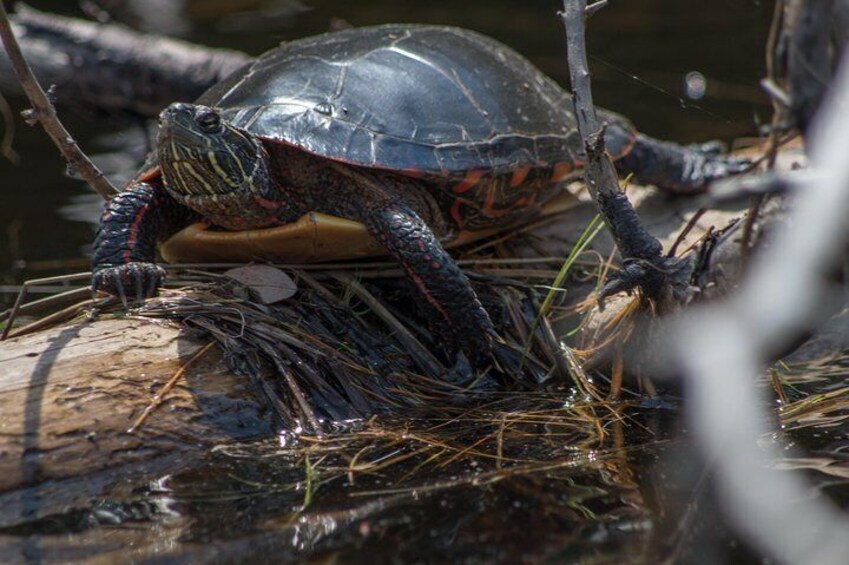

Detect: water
0,1,785,562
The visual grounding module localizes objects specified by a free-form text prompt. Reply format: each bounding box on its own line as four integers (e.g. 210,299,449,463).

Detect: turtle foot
451,320,497,367
365,200,499,367
92,262,166,307
677,144,751,192
685,140,725,156
622,134,752,194
443,350,501,390
598,256,691,308
417,291,496,366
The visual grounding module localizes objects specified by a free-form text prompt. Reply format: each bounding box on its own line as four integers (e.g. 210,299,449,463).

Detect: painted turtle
93,24,746,359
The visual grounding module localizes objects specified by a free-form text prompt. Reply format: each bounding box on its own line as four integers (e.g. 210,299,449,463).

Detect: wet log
0,6,841,532
0,317,274,528
0,5,249,119
0,171,806,530
0,140,826,530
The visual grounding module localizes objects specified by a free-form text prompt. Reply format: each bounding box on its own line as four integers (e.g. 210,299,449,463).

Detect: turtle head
156,102,285,229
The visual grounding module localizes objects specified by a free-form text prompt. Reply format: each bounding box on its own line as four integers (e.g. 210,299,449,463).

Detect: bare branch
766,0,837,133
585,0,608,18
675,39,849,565
0,3,116,200
560,0,682,307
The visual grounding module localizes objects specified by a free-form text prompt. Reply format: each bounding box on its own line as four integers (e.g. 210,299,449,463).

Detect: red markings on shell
452,169,486,194
550,162,573,183
510,165,532,187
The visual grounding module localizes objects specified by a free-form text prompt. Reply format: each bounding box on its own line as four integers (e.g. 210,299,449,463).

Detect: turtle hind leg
364,201,496,364
615,133,750,193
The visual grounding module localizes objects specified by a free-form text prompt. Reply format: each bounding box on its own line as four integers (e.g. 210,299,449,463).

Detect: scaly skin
92,103,497,361
92,180,199,303
365,201,495,360
92,102,747,362
615,134,750,193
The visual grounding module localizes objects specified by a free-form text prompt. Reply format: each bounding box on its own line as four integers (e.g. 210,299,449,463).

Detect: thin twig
0,4,116,199
585,0,608,17
740,194,765,265
560,0,674,305
257,340,323,435
0,286,90,324
560,0,613,190
128,342,216,434
667,208,707,258
4,296,112,339
333,272,445,378
1,272,91,339
0,91,20,163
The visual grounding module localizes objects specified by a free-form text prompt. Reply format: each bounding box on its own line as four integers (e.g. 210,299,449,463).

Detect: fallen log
0,138,810,529
0,317,274,528
0,5,836,537
0,5,249,119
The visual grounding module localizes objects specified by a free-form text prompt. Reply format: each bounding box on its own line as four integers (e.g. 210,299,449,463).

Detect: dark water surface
0,1,789,563
0,0,771,294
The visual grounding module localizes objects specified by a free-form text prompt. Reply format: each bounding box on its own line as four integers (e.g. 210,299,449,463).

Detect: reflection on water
0,396,677,562
0,2,790,563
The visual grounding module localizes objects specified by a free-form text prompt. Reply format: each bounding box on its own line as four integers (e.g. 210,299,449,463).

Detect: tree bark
0,5,249,119
767,0,840,134
0,317,274,528
0,5,843,532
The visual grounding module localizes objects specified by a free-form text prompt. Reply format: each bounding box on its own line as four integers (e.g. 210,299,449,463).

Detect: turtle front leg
616,133,750,193
364,201,496,361
92,181,199,304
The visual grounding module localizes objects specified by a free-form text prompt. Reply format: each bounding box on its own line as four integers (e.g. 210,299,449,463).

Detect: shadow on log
0,318,273,528
1,6,848,552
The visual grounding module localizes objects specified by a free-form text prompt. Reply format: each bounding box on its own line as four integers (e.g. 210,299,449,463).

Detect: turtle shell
160,25,636,263
197,24,636,179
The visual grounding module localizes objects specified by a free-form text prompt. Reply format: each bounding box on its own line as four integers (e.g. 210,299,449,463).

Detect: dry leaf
224,265,297,304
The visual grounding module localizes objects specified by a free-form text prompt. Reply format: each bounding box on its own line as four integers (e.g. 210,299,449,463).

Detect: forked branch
559,0,687,308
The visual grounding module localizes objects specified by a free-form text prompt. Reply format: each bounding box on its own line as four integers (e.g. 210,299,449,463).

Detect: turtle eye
196,110,221,133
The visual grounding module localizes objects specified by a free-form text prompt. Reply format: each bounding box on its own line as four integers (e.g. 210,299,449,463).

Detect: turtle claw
133,269,146,303
456,329,496,368
444,349,504,391
669,148,751,193
598,262,648,308
443,352,475,385
145,268,162,299
598,256,690,309
112,270,129,309
694,151,751,185
92,262,166,307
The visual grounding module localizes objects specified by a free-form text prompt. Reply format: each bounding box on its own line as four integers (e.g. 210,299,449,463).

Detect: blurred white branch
675,47,849,564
